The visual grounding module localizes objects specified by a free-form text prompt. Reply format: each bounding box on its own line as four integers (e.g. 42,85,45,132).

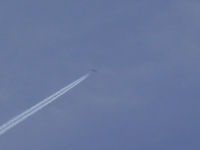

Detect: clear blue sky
0,0,199,149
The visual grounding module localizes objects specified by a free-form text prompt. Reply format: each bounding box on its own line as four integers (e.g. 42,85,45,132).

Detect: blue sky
0,0,200,149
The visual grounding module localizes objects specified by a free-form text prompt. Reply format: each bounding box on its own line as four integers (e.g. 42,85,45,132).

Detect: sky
0,0,199,149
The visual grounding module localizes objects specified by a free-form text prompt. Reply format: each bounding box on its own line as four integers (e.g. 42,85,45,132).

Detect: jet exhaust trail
0,73,90,136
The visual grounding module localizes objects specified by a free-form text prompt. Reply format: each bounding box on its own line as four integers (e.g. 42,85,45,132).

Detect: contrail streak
0,73,90,136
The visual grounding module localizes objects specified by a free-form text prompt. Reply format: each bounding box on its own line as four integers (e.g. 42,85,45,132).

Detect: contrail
0,73,90,136
0,74,88,132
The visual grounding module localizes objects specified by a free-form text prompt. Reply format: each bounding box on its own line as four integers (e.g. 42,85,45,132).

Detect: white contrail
0,75,87,133
0,74,88,131
0,73,90,136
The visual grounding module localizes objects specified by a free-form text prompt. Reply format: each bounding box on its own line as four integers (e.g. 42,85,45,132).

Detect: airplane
89,69,98,73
